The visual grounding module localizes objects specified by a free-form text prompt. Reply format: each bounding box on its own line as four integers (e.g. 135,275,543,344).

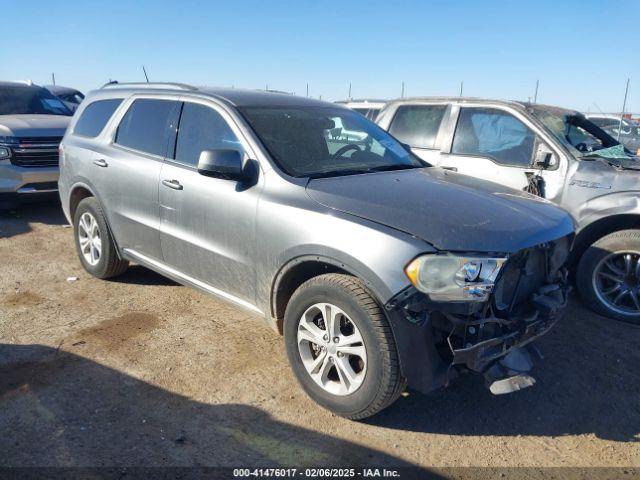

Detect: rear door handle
162,179,183,190
441,166,458,172
93,159,108,168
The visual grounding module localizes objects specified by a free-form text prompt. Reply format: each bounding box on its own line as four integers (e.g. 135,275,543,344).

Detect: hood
0,114,71,137
306,168,574,253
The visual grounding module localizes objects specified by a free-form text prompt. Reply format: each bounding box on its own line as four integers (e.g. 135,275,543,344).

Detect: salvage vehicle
377,97,640,323
0,81,73,208
59,83,573,418
336,99,387,121
45,85,85,112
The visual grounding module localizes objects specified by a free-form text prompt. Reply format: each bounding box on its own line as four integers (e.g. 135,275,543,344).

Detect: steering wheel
574,142,592,153
333,144,362,158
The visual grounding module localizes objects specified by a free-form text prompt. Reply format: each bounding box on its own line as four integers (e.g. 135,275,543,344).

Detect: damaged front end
385,235,572,396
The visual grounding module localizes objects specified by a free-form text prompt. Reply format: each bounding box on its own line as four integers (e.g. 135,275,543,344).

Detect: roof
44,85,82,95
336,99,389,105
90,82,337,108
0,80,40,88
387,96,581,116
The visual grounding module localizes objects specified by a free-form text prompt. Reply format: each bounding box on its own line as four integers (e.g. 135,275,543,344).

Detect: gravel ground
1,203,639,471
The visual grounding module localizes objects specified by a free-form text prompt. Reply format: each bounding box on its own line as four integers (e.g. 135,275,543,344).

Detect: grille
10,136,63,167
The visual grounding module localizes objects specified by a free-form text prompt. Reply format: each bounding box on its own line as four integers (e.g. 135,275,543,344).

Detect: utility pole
401,82,405,98
142,65,149,83
51,73,56,86
459,81,463,97
533,80,539,104
348,83,352,99
617,78,630,141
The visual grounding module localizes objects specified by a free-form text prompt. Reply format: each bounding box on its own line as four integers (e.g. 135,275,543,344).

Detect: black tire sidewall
73,198,115,278
577,230,640,324
284,280,388,417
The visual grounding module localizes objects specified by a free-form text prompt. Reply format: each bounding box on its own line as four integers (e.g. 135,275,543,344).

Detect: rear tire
73,197,128,279
576,229,640,324
284,273,404,420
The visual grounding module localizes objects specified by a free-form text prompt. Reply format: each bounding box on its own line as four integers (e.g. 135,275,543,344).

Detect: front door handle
162,179,183,190
441,166,458,172
93,159,108,168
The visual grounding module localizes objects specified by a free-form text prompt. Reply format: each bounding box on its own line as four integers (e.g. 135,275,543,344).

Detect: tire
283,273,404,420
576,229,640,324
73,197,128,279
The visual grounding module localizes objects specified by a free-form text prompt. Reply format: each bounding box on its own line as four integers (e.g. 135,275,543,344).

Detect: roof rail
100,81,198,91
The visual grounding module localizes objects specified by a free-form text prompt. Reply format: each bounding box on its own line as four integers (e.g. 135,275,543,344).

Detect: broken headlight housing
405,254,507,302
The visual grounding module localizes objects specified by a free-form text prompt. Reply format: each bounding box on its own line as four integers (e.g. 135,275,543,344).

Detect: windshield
240,106,424,177
0,86,73,116
529,107,632,158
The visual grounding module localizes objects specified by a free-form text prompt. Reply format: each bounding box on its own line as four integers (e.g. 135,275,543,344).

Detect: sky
2,0,639,113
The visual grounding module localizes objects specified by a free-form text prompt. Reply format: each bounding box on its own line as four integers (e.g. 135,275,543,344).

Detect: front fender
576,191,640,232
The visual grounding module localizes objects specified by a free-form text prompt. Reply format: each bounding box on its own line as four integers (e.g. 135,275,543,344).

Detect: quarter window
452,108,536,167
115,99,178,157
73,99,122,138
174,103,243,167
388,105,447,150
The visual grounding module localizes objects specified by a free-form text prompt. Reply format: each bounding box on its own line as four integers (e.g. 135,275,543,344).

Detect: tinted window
389,105,447,149
174,103,243,167
73,99,123,137
452,108,536,167
0,86,73,116
115,99,178,156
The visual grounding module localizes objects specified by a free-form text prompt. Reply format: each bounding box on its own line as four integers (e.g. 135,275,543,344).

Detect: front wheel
283,274,404,420
577,229,640,324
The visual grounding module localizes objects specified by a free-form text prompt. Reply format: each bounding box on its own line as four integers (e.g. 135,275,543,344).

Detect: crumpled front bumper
449,281,569,373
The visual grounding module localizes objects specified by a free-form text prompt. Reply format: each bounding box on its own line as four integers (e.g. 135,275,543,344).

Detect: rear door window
173,102,243,167
388,105,447,149
452,108,536,167
115,99,179,157
73,99,123,137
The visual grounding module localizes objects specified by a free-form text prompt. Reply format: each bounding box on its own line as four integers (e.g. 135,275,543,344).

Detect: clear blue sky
3,0,639,112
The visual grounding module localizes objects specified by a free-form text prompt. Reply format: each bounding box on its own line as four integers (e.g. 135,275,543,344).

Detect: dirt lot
1,203,639,471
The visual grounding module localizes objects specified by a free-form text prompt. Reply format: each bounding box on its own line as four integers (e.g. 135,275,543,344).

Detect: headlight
0,146,10,160
405,254,507,302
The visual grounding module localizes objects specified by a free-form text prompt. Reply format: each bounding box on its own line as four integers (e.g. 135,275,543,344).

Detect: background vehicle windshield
240,106,423,177
0,86,73,116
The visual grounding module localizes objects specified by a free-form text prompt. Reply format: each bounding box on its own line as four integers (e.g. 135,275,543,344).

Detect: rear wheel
284,273,404,419
73,197,128,279
577,229,640,324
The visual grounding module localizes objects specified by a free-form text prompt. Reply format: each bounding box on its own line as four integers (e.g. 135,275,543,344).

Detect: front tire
577,229,640,324
73,197,128,279
284,274,404,420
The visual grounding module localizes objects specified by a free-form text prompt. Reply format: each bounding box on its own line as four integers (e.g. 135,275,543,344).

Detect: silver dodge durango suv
0,81,73,207
59,82,574,418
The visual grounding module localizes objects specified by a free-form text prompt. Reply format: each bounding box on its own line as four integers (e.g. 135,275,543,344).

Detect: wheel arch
270,254,396,334
573,214,640,266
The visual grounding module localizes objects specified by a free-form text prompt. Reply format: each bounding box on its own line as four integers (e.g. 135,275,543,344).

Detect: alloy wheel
77,212,102,266
296,302,367,396
593,251,640,316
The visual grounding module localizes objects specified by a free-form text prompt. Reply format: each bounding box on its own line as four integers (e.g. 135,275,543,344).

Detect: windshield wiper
308,164,422,179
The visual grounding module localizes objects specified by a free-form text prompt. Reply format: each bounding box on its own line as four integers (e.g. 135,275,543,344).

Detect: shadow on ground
367,299,640,442
0,202,67,239
0,343,429,469
110,265,180,287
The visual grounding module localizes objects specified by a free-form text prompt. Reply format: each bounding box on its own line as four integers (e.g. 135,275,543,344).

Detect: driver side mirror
197,149,245,181
534,146,557,169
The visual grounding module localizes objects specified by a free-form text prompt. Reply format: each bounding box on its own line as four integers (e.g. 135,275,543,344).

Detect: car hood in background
306,167,575,253
0,114,71,137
